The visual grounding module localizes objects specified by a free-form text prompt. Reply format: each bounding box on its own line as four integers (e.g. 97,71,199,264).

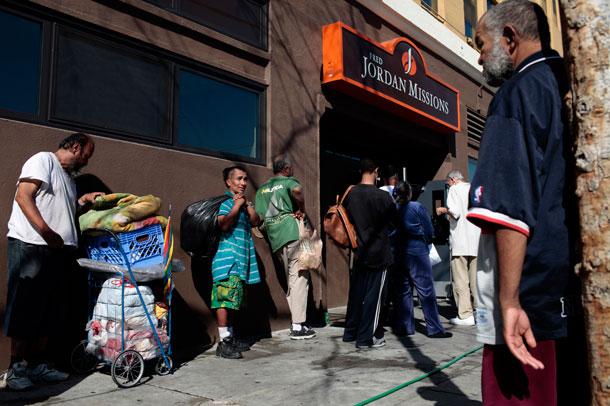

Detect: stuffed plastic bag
180,195,231,259
297,220,323,271
428,243,442,266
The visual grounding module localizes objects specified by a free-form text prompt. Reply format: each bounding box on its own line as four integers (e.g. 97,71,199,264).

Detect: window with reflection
144,0,268,50
178,69,261,159
0,10,42,115
53,28,171,141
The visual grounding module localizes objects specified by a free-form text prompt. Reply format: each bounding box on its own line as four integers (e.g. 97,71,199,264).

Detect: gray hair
272,154,291,174
479,0,550,47
446,170,464,181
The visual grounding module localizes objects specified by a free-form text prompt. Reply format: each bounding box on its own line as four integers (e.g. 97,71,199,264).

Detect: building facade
0,0,561,365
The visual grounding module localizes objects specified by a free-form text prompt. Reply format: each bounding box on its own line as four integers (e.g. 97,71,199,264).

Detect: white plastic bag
428,243,442,266
297,220,323,271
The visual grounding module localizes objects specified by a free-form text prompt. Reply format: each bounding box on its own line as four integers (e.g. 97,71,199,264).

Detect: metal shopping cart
70,223,174,388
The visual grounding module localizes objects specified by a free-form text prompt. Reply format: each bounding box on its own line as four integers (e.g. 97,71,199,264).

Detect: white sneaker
27,363,69,383
2,363,34,391
450,315,475,326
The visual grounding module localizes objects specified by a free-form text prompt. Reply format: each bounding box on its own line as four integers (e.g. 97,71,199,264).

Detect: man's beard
483,39,514,87
66,163,82,179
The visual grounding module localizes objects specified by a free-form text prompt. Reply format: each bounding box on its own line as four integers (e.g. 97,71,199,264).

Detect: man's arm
496,226,544,370
15,179,64,248
218,195,245,232
292,186,305,220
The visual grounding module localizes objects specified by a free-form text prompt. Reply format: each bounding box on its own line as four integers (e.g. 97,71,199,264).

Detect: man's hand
232,192,247,208
436,207,448,216
40,227,64,249
79,192,105,206
502,305,544,370
495,227,544,369
293,210,306,220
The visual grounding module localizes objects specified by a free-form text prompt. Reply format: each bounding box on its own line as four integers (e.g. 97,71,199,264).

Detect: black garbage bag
180,194,231,259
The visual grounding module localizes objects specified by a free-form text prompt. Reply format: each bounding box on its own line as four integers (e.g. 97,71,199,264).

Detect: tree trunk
560,0,610,404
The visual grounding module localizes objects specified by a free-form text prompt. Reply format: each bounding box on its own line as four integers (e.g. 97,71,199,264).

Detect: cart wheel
70,340,98,374
111,350,144,388
155,356,173,376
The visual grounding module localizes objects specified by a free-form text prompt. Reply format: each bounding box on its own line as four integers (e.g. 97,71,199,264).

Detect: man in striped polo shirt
211,166,262,359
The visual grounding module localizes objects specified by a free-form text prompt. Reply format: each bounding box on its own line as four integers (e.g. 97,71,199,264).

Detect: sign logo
474,186,483,203
322,22,460,133
402,49,417,76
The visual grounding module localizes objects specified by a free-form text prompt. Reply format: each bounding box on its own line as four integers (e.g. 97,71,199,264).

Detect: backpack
180,194,231,259
323,185,358,249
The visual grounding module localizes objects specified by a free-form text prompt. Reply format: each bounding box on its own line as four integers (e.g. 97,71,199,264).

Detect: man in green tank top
255,155,315,340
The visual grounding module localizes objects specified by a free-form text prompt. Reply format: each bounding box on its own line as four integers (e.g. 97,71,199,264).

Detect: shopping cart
70,224,173,388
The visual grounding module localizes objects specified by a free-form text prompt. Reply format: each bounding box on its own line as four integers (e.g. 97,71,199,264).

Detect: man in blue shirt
466,1,575,404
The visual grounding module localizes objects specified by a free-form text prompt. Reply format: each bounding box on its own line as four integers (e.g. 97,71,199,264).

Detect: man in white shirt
436,170,480,326
3,133,103,391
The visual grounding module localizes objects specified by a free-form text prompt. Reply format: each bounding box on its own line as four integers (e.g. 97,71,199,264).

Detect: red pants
482,341,557,406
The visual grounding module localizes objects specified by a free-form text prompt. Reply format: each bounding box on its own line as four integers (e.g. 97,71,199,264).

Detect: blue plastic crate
85,224,165,268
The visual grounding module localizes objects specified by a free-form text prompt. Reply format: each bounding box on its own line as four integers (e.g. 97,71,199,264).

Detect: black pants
343,265,388,347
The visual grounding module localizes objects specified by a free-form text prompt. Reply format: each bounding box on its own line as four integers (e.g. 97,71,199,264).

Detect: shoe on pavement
428,331,453,338
450,315,475,326
356,337,386,349
27,363,69,383
290,326,316,340
216,338,243,359
2,363,34,391
227,337,251,352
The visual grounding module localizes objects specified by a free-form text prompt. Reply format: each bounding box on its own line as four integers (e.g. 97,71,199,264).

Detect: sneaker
356,337,386,349
2,364,34,391
450,316,475,326
428,331,453,338
216,338,243,359
289,326,316,340
27,363,69,383
227,337,251,352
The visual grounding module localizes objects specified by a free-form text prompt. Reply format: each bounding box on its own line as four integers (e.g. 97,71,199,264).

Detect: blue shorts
4,238,71,339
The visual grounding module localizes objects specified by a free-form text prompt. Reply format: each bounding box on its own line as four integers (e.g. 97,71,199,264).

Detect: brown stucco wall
0,0,493,367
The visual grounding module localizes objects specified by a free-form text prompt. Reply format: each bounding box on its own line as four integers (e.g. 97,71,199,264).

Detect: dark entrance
319,99,453,307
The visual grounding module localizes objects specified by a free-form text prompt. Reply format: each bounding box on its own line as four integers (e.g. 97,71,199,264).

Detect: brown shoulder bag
323,185,358,249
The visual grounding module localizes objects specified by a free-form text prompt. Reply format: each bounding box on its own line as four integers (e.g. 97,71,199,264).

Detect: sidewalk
0,302,482,406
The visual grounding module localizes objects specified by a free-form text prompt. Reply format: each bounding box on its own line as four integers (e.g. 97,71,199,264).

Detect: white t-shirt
446,182,480,256
7,152,78,247
379,185,395,202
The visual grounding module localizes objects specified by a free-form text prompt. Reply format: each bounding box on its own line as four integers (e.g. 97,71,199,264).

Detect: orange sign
323,22,460,133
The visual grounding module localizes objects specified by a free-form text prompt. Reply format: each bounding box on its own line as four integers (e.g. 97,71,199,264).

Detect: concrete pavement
0,302,483,406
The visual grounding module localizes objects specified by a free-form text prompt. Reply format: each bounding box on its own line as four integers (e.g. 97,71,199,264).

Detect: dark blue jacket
393,201,434,259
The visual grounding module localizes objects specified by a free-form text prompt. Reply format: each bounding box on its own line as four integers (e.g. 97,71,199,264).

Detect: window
0,10,42,115
0,5,266,163
178,69,261,159
468,157,477,183
421,0,438,12
53,28,171,141
464,0,477,40
144,0,268,50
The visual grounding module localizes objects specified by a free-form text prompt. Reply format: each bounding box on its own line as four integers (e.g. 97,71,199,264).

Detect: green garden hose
354,345,484,406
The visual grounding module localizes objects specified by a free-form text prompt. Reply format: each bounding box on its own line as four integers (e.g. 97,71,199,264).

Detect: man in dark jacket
342,158,396,349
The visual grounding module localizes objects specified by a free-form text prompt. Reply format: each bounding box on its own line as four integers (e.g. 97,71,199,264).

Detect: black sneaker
289,326,316,340
428,331,453,338
216,338,243,359
228,337,251,352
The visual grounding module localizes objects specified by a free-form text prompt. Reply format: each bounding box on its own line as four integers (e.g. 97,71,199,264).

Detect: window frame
0,3,267,165
143,0,269,51
173,64,266,164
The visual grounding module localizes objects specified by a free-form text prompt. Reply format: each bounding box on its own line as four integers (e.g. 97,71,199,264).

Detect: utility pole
560,0,610,404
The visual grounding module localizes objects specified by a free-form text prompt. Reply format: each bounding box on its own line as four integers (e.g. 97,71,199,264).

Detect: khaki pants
277,240,309,324
451,255,477,319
